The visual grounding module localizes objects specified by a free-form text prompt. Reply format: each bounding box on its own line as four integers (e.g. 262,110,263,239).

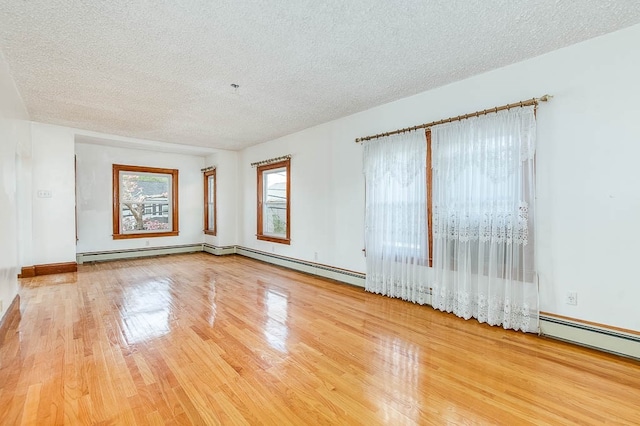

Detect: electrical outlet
566,291,578,306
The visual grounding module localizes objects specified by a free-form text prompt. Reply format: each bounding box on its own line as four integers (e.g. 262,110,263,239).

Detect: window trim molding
256,159,291,245
112,164,179,240
203,168,217,236
426,130,433,267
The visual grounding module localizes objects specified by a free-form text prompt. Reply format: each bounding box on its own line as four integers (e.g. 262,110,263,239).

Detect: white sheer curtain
430,106,538,332
363,130,430,304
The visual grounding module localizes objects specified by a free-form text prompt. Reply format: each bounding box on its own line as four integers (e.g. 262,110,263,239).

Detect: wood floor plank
1,252,639,425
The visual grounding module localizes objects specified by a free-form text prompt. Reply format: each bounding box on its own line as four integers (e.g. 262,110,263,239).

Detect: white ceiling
2,1,640,151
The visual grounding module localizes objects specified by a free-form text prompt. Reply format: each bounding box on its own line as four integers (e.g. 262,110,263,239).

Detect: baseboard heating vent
540,314,640,360
77,244,203,264
235,246,365,287
203,244,237,256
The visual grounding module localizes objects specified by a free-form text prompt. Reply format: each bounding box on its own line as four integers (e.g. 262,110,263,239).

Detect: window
363,130,429,265
426,130,433,266
112,164,179,239
257,159,290,244
429,107,536,279
204,169,216,235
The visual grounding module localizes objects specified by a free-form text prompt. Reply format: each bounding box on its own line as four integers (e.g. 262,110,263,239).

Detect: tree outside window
112,164,179,239
257,159,290,244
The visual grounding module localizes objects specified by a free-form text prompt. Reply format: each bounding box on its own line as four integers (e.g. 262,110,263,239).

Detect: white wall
16,123,33,268
238,23,640,332
203,150,239,247
0,50,29,321
75,142,206,253
30,123,77,264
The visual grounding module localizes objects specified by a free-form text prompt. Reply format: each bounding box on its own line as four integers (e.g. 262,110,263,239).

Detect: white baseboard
540,314,640,360
76,244,203,264
235,246,365,287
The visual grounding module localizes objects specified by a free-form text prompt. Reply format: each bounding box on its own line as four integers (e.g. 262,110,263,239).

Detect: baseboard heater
540,314,640,360
234,246,365,287
202,244,236,256
76,243,203,264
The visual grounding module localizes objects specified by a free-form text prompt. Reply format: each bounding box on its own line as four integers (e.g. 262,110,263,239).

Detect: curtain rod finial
538,94,553,102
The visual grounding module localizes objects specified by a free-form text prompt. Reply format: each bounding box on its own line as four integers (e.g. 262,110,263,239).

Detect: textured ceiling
1,1,640,150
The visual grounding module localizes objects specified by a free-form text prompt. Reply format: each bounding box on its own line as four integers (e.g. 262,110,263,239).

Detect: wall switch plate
566,291,578,306
37,189,52,198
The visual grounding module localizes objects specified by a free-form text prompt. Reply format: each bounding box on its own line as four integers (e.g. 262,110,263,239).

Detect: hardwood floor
1,253,639,425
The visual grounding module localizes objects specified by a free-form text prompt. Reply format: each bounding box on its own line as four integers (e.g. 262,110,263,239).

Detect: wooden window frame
204,169,217,236
257,159,291,245
426,130,433,267
112,164,179,240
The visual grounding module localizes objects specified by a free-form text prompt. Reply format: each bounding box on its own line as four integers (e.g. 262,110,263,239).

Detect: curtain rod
355,94,552,143
250,154,291,168
201,166,216,172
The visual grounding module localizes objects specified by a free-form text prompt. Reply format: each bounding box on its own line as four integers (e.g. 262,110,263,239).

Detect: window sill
113,231,179,240
204,230,217,236
257,235,291,245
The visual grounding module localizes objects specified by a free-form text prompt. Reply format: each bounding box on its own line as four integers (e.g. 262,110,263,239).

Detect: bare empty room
1,1,639,424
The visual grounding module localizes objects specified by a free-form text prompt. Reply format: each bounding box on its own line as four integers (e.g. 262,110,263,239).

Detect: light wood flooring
0,253,639,425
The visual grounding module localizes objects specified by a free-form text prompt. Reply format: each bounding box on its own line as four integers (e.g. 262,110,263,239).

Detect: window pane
207,175,215,231
120,172,172,233
262,167,287,237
